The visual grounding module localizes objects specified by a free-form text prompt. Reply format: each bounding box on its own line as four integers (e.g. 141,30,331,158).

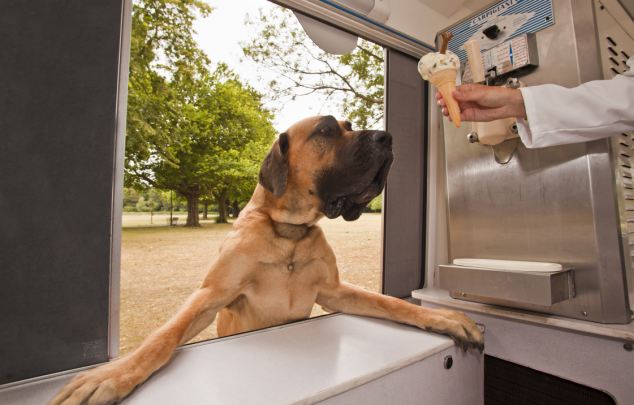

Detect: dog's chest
245,255,326,318
238,226,331,320
259,255,324,291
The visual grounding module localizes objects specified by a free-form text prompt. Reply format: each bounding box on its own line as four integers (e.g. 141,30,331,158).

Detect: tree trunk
216,192,228,224
185,194,200,227
203,203,208,220
231,201,241,218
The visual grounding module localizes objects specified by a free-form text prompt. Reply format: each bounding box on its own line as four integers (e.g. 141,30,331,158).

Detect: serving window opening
119,0,386,354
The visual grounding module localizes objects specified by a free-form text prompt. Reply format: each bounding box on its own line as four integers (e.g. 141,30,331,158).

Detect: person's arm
517,59,633,147
437,57,634,148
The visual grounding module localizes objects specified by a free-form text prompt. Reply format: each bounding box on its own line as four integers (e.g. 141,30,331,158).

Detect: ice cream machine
434,0,634,323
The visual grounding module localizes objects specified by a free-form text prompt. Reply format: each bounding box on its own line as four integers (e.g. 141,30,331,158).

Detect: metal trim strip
108,0,133,360
270,0,434,57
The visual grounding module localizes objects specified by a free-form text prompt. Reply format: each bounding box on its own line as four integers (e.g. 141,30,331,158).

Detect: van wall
385,0,491,45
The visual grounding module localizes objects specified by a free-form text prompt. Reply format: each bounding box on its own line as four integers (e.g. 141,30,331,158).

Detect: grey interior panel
383,50,427,297
0,0,126,383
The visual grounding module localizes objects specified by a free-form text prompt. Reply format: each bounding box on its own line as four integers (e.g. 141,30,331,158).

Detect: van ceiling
415,0,491,18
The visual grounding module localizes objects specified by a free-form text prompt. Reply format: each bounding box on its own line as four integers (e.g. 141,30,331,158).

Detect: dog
51,115,483,405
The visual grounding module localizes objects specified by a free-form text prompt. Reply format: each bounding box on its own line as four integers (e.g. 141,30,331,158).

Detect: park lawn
121,211,217,227
120,213,382,354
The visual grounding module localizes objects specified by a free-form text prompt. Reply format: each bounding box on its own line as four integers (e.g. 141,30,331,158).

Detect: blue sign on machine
446,0,554,64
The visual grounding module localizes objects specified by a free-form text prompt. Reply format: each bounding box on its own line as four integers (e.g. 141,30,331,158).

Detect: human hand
436,83,527,122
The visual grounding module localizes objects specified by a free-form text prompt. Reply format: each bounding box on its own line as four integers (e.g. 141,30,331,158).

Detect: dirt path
120,213,382,354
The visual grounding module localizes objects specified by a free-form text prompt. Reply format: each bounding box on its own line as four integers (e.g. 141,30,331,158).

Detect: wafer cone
430,69,461,128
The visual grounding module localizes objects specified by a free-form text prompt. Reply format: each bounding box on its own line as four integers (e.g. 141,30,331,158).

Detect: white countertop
0,314,456,405
413,288,634,341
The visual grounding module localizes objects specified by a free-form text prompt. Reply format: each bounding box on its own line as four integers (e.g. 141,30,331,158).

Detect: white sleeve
516,57,634,148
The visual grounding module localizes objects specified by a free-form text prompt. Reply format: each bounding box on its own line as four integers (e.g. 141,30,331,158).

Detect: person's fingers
437,98,447,108
453,83,485,102
461,106,508,122
435,91,442,101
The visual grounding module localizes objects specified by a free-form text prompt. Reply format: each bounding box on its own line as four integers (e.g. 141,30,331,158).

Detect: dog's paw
437,309,484,353
49,360,140,405
420,309,484,353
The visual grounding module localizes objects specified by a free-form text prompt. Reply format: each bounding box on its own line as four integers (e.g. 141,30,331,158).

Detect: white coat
516,57,634,148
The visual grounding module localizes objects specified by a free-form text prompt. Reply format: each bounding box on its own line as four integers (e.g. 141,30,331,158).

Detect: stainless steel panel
595,0,634,314
439,265,574,306
440,0,632,323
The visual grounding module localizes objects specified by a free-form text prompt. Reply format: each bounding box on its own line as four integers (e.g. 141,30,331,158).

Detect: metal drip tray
439,259,575,307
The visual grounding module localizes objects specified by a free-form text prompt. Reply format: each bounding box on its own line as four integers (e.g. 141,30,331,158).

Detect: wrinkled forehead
286,115,351,141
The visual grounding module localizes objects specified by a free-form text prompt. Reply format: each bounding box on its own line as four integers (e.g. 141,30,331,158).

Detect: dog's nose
371,131,392,148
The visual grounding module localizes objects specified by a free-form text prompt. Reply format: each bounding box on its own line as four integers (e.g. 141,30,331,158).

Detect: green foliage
123,188,141,208
366,193,383,213
150,72,276,203
126,0,213,189
125,0,276,225
243,8,384,129
135,196,151,212
123,188,182,212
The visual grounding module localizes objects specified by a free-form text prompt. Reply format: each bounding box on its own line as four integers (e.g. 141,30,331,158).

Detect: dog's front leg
49,288,219,405
317,282,484,352
50,253,252,405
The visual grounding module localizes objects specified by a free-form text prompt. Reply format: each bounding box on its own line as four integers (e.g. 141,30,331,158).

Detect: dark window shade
382,49,428,297
0,0,126,383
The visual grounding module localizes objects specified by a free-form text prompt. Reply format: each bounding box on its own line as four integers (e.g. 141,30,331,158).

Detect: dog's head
259,115,393,223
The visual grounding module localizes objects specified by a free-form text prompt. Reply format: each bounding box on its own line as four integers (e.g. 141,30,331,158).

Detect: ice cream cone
430,69,461,128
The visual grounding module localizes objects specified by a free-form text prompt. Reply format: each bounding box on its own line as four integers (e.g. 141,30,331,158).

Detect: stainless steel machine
437,0,634,323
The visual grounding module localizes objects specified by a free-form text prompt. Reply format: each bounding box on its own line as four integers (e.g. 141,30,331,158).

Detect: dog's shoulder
295,224,336,264
221,211,273,247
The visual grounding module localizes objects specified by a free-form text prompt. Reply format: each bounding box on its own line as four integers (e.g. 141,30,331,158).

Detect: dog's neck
271,220,309,241
248,185,323,232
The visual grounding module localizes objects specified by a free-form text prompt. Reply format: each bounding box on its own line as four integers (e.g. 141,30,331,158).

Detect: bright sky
193,0,341,133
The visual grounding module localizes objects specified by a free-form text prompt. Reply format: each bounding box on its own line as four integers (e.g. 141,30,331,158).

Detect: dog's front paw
436,309,484,352
49,360,141,405
420,309,484,353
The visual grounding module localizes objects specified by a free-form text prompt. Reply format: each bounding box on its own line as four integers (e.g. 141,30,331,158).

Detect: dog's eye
317,125,336,137
344,121,353,131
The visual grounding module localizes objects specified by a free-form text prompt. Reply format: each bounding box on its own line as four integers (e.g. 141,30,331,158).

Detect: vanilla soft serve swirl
417,50,460,80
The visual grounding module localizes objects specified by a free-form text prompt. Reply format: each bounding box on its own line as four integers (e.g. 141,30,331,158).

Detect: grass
119,212,382,354
121,211,209,227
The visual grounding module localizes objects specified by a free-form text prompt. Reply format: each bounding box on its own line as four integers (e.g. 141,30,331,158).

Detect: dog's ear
259,133,289,197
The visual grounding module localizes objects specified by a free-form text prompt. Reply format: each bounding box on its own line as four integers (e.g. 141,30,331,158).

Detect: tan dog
51,116,483,405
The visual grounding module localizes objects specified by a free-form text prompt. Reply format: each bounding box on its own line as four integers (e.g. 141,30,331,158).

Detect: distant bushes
123,188,188,212
124,187,382,214
365,193,382,213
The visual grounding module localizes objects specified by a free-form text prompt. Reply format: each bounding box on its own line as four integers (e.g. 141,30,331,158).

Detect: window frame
108,0,434,357
0,0,432,385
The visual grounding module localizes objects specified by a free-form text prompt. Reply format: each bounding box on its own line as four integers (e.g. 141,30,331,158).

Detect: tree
125,0,275,226
122,188,141,210
125,0,212,225
146,72,275,226
243,8,384,129
198,79,275,223
125,0,212,187
147,188,167,211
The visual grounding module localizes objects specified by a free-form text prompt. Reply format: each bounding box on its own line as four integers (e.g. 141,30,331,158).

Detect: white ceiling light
293,0,391,55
